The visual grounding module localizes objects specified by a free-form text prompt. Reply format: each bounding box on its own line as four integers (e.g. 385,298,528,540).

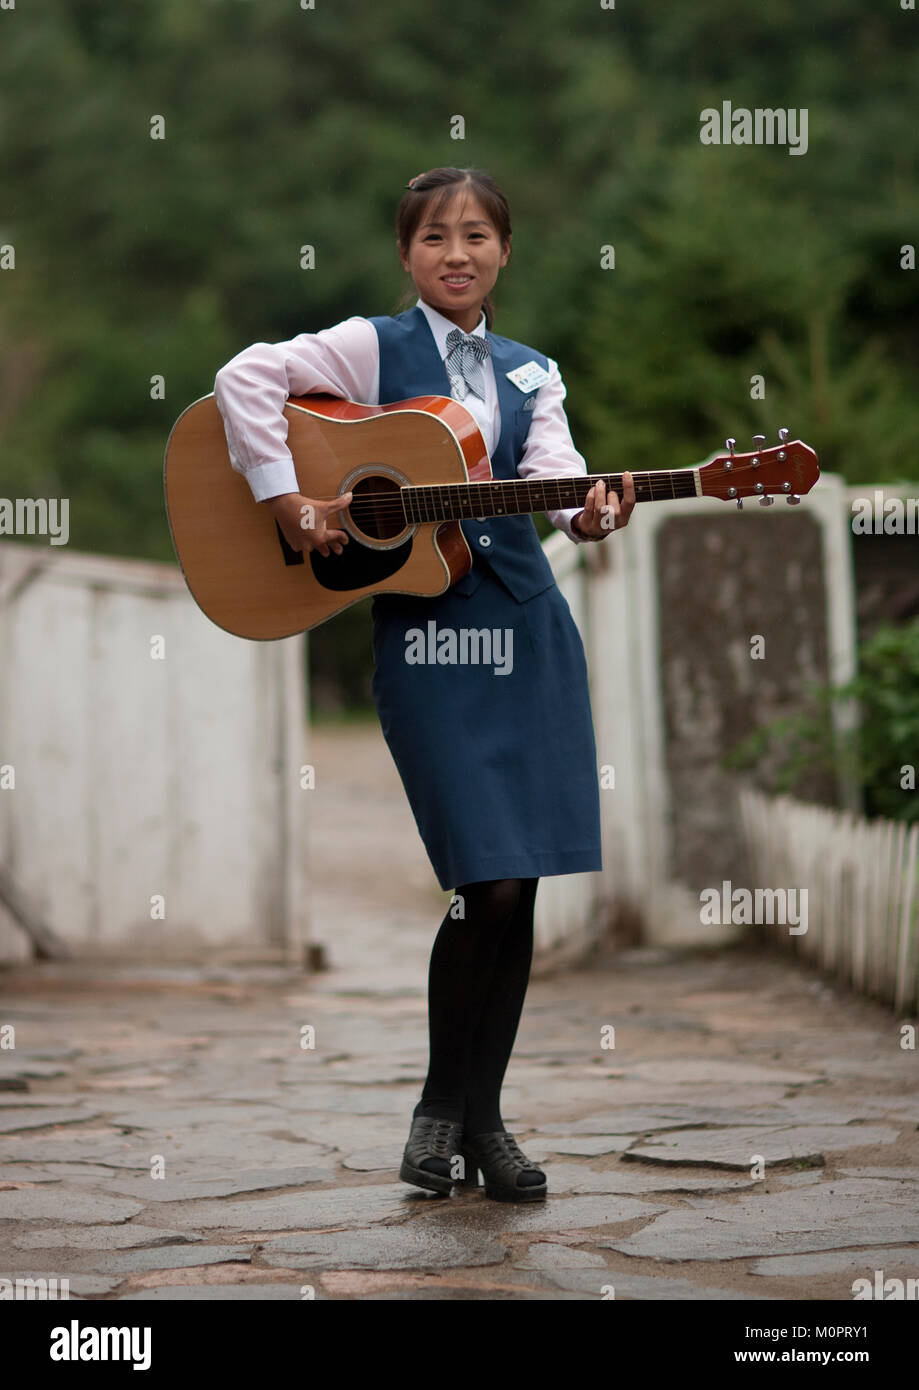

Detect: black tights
413,876,538,1138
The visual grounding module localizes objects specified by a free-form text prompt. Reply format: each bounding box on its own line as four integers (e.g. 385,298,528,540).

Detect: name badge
506,361,550,393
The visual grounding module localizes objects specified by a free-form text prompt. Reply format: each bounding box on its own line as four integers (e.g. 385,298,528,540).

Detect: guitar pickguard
309,535,414,591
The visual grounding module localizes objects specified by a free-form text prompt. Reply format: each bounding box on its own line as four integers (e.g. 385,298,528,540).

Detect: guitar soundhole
308,473,414,594
348,473,407,542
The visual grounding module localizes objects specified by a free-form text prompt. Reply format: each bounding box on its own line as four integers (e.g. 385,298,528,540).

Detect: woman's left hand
573,473,636,539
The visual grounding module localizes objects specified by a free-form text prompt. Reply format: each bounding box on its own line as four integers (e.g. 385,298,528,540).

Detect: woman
214,166,635,1203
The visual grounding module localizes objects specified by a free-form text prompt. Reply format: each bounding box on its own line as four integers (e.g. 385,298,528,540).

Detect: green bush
723,619,919,824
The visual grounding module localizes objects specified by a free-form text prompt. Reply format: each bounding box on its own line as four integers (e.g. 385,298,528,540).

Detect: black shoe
399,1114,465,1195
459,1131,547,1202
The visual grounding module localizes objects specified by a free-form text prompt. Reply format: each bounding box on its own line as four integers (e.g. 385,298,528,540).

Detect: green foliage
723,620,919,824
1,0,917,722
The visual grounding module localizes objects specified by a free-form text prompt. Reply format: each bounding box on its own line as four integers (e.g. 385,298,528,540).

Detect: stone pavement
0,722,917,1301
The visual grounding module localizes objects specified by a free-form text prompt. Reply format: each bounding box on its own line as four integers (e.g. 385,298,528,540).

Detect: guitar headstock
700,430,820,509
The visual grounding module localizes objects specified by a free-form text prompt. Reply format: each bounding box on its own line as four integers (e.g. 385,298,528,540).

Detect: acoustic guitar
163,392,819,640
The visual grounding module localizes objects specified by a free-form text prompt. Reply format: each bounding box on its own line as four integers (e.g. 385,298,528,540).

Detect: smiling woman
394,167,512,332
210,163,636,1208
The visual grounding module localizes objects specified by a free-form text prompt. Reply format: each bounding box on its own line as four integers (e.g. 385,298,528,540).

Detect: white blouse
213,297,589,544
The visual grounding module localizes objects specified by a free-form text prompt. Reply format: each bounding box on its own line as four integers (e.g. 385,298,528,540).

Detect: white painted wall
0,542,308,963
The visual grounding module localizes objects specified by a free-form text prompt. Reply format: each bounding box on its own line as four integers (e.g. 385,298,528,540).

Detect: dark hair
393,167,512,329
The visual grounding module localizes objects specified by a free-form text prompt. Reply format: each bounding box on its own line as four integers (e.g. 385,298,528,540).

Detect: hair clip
405,172,426,189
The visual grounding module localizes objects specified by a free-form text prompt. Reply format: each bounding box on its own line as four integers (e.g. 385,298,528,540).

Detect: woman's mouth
441,275,474,292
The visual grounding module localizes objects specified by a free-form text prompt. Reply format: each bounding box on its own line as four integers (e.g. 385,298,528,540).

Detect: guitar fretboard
400,470,699,523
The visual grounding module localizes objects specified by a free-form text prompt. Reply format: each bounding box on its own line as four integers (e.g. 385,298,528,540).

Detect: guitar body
164,393,492,639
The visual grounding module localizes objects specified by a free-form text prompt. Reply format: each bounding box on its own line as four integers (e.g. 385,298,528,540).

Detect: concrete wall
0,542,308,963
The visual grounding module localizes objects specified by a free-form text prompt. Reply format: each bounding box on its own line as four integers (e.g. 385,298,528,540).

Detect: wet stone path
0,724,917,1301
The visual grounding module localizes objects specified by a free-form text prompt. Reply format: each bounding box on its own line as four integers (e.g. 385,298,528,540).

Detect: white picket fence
738,786,919,1012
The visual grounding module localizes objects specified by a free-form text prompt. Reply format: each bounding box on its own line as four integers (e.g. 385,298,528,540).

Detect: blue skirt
370,567,603,891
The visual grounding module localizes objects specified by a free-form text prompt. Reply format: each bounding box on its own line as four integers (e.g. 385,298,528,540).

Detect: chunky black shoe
399,1115,465,1195
458,1131,547,1202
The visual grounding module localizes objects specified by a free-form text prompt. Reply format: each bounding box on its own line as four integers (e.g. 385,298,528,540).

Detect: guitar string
304,460,785,505
346,495,762,524
336,461,779,524
347,490,695,525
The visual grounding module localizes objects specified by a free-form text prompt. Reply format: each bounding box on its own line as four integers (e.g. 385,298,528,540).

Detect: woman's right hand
265,490,353,557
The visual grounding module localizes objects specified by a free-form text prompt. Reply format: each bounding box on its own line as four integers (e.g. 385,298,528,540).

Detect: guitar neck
401,470,699,523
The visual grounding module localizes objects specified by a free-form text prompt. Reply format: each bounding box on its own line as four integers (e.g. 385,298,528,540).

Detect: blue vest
367,306,558,602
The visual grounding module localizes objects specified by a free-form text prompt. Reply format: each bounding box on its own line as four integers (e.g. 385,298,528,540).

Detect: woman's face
399,190,510,332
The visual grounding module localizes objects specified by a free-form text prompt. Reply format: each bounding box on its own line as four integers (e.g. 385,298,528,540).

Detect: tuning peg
725,437,736,454
752,434,766,448
759,495,775,507
778,428,789,443
786,494,801,506
736,498,744,510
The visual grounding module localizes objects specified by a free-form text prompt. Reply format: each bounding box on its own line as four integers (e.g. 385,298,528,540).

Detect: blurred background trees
2,0,917,734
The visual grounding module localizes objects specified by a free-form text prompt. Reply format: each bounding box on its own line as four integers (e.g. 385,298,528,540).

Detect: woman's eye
422,232,487,242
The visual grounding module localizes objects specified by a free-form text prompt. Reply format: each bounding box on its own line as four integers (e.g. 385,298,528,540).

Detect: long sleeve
515,359,590,544
213,317,380,502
